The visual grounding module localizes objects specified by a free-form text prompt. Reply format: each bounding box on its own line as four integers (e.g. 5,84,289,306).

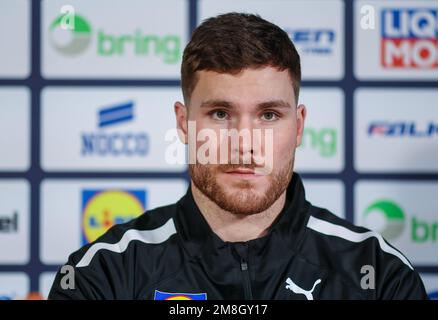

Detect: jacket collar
175,172,311,261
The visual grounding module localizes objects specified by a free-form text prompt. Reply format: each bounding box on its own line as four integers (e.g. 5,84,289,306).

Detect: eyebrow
200,99,234,109
199,99,292,110
256,100,292,110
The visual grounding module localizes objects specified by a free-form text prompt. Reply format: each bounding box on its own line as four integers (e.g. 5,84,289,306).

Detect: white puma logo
285,277,322,300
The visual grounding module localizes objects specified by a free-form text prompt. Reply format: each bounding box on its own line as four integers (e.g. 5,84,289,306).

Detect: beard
189,158,293,216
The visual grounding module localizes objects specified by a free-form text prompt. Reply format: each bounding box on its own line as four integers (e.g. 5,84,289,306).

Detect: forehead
190,66,295,108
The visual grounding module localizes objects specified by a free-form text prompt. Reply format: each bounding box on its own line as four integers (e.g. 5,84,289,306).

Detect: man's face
175,66,306,215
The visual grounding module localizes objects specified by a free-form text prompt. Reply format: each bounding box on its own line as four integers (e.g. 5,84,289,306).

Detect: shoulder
49,202,182,299
303,205,413,270
73,202,180,268
300,205,426,299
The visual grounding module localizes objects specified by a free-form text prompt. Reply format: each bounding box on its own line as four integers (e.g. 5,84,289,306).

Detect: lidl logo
49,13,181,63
381,8,438,68
363,199,438,243
81,101,150,157
154,290,207,300
50,14,92,55
81,189,146,244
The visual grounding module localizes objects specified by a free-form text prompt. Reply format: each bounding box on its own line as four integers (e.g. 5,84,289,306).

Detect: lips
226,168,255,174
224,167,266,179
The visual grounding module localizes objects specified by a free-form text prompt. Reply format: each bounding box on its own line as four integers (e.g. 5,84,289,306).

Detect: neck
191,183,287,242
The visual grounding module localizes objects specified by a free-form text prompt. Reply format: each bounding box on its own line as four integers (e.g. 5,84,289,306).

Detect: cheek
272,139,294,162
259,126,295,172
190,124,225,164
272,123,297,152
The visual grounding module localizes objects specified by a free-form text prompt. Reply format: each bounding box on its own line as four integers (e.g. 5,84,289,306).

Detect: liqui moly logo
381,8,438,68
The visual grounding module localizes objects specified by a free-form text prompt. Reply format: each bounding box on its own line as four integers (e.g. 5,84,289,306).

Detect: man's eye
211,110,229,120
261,112,278,121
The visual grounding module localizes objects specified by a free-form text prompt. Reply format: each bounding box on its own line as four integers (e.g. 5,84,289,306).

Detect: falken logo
368,121,438,137
154,290,207,300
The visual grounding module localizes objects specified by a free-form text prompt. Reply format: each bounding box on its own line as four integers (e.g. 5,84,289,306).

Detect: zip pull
240,257,253,300
233,243,253,300
241,259,248,271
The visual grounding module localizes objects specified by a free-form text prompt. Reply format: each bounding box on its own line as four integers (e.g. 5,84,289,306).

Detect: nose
231,115,256,164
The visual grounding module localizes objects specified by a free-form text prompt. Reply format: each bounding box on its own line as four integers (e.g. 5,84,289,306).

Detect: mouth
224,168,265,179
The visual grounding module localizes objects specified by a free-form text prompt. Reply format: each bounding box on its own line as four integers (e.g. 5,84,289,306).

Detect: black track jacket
49,173,427,300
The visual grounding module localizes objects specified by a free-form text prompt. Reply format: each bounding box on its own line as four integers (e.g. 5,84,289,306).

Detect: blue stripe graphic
98,101,134,127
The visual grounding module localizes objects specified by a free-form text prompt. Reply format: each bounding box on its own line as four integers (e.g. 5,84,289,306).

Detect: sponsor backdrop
0,0,437,299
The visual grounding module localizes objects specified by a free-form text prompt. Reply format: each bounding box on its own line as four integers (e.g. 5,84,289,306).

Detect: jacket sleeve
374,241,429,300
48,248,124,300
48,224,135,300
378,263,428,300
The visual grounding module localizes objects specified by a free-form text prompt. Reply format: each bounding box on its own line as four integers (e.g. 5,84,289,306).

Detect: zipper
240,257,253,300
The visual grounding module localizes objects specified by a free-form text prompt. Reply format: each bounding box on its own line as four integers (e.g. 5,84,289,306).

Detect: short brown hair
181,12,301,103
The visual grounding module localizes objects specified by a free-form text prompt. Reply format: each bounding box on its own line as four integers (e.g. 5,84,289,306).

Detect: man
49,13,427,300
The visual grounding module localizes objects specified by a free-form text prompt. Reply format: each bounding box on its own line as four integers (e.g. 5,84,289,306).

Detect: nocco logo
285,28,336,55
299,127,337,157
49,13,181,63
363,200,438,243
81,101,150,157
81,189,146,244
381,8,438,68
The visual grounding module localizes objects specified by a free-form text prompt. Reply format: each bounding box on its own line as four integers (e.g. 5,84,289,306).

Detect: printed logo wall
0,88,30,171
41,87,186,171
0,273,29,300
302,180,345,219
355,0,438,80
0,180,30,265
355,89,438,172
420,274,438,300
39,272,56,300
41,0,188,79
41,179,187,265
355,181,438,266
295,88,344,173
200,0,345,80
0,0,437,299
0,0,30,78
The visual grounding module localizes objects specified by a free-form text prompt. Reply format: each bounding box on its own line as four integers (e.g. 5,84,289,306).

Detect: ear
174,101,188,144
295,104,307,147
